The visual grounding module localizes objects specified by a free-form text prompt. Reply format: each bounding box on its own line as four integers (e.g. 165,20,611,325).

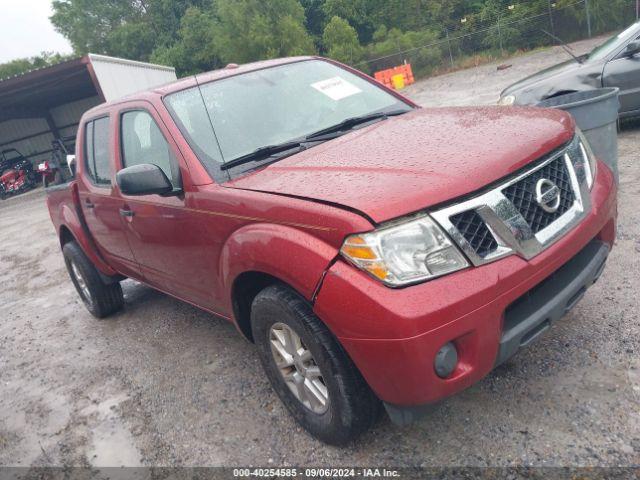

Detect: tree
108,22,156,61
50,0,144,55
50,0,211,62
214,0,316,63
41,0,636,82
147,0,214,48
322,16,362,64
365,27,442,76
323,0,375,42
300,0,326,38
151,7,222,76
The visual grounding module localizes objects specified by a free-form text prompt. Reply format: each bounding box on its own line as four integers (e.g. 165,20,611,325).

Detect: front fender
219,223,339,308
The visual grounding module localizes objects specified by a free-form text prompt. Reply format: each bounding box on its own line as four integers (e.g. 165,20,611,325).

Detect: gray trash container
538,88,620,184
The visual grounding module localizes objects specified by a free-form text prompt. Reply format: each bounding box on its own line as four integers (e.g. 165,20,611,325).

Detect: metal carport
0,54,176,168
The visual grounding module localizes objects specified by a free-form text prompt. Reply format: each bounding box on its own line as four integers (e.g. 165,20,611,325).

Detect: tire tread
63,241,124,318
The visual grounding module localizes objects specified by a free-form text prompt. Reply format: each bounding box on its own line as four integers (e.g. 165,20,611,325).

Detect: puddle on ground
82,394,142,467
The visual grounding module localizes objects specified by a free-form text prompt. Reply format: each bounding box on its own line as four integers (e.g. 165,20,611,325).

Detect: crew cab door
76,116,139,278
603,34,640,114
114,103,215,308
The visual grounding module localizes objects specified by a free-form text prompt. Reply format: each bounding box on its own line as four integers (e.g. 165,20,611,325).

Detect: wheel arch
59,224,76,247
231,271,284,342
219,223,340,339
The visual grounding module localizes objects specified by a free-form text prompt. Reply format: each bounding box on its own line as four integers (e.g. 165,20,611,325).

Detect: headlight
568,128,597,189
340,215,469,287
498,95,516,106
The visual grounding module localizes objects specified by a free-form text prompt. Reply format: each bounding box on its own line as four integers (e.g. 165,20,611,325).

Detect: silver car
499,20,640,118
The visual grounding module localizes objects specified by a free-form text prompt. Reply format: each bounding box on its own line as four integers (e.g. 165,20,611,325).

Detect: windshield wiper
541,30,584,64
220,109,410,171
305,109,410,140
220,141,306,171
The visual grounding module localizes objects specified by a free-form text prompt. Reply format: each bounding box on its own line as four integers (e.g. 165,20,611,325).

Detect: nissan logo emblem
535,178,561,213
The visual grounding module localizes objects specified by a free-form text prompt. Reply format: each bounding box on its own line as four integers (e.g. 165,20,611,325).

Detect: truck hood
226,107,574,224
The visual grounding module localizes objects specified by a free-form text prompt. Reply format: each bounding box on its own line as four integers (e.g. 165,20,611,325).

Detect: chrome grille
431,137,592,267
503,156,575,234
450,210,498,258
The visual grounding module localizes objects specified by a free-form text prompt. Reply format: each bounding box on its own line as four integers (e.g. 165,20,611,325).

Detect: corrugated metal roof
87,54,175,73
0,56,84,83
88,54,177,102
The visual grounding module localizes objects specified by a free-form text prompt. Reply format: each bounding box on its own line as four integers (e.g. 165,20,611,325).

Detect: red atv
38,138,75,188
0,149,37,200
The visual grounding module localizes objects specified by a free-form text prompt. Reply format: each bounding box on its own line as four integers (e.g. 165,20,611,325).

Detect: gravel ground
1,38,639,468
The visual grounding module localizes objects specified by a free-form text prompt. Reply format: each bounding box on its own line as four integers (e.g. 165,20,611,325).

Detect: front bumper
313,161,617,417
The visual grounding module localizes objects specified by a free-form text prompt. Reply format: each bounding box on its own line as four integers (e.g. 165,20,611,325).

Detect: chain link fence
356,0,639,78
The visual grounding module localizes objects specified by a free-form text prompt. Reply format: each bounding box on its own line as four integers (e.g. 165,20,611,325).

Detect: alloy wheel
71,261,92,306
269,322,329,414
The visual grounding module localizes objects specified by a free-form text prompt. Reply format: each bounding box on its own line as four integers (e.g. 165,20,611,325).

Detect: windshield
588,21,640,61
164,60,411,177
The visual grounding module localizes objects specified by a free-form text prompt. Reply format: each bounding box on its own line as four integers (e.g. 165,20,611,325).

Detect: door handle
85,200,95,209
119,208,135,217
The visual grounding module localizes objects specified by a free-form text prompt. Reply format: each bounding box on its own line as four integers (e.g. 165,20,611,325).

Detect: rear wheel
62,241,124,318
251,284,381,445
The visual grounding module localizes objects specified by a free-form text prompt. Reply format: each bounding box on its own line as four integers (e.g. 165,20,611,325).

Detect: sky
0,0,73,63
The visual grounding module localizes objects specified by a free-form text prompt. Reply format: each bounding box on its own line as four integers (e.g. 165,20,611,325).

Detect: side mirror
625,40,640,57
116,163,174,196
66,155,76,177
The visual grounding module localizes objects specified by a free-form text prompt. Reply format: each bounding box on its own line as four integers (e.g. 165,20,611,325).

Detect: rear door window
84,117,111,186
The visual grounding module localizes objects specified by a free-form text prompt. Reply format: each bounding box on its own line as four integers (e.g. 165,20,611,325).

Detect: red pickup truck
46,57,617,445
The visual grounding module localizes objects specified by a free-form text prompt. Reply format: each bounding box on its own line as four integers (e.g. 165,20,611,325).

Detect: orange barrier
374,64,415,90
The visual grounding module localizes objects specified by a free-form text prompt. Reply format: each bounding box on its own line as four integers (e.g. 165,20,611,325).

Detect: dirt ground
1,38,639,467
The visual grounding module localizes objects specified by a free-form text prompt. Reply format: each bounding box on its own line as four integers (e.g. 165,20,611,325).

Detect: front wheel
62,241,124,318
251,284,381,445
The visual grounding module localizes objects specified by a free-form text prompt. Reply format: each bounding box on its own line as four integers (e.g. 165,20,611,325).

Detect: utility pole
548,0,555,35
637,0,639,20
585,0,592,38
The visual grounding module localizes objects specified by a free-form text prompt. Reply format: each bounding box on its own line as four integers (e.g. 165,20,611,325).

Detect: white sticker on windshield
311,77,362,101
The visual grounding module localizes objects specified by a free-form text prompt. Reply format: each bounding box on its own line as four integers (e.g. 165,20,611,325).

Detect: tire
251,284,381,445
62,241,124,318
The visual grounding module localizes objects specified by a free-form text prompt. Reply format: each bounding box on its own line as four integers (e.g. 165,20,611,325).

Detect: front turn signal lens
341,241,377,260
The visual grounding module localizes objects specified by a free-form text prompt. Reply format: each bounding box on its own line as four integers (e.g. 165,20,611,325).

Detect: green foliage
0,52,74,80
50,0,145,55
50,0,212,61
366,27,442,76
108,22,156,61
214,0,316,63
151,7,221,75
323,16,362,64
12,0,630,80
557,0,632,34
479,0,537,52
323,0,376,42
300,0,327,37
